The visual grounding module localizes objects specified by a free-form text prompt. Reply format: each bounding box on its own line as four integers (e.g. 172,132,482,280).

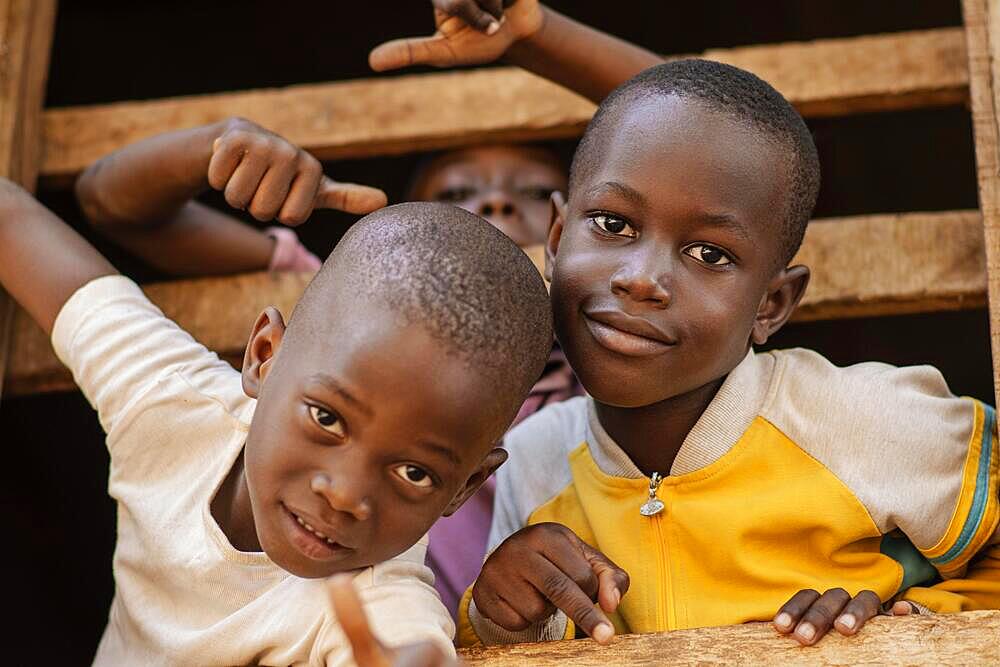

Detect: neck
211,447,262,552
595,376,725,477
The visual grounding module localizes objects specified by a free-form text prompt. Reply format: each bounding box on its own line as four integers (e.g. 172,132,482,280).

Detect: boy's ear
751,265,810,346
242,306,287,399
544,191,568,283
442,447,508,517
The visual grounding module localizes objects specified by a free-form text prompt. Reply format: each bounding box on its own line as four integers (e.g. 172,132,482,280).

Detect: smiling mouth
281,504,351,560
583,313,676,357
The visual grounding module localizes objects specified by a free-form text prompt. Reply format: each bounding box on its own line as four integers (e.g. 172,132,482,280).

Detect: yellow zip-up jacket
458,348,1000,645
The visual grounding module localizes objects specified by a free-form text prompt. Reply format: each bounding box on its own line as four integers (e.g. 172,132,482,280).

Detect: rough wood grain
963,0,1000,415
458,610,1000,666
38,28,967,185
4,210,986,396
0,0,56,399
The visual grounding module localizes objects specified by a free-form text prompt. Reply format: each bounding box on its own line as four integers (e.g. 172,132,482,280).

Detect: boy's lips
583,310,676,357
281,503,353,561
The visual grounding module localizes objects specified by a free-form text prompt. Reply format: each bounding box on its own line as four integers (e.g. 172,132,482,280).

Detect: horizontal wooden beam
458,610,1000,666
4,210,985,397
39,28,967,185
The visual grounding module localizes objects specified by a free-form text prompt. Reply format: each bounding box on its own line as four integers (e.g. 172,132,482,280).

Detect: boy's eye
392,464,434,488
590,214,636,238
434,187,477,202
309,405,346,437
683,244,732,266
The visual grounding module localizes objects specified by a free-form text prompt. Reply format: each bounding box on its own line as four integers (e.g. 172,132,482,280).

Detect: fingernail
613,589,621,608
774,612,792,629
592,622,613,644
486,20,500,35
838,613,856,630
796,622,816,642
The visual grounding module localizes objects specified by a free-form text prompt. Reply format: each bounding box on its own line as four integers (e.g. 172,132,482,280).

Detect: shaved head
288,202,553,431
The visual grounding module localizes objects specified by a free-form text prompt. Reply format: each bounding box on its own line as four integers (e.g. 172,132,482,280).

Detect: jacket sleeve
902,401,1000,612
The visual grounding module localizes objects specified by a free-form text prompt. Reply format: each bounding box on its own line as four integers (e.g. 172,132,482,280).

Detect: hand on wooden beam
772,588,917,646
473,522,630,645
369,0,542,72
209,118,387,223
327,575,459,667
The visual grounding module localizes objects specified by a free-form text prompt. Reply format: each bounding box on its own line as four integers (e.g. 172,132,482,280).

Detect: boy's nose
610,262,671,308
310,473,372,521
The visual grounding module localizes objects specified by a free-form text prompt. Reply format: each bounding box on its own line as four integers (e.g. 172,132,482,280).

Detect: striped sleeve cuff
922,401,1000,577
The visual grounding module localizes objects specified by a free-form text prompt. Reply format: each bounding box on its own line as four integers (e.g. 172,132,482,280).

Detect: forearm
76,118,275,276
76,120,228,227
504,6,663,104
0,180,116,335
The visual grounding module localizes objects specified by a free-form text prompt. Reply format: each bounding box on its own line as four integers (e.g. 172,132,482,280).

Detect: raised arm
76,118,387,277
369,1,663,104
0,179,117,335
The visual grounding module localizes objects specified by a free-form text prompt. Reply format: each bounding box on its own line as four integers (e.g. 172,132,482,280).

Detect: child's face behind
410,145,567,247
549,96,795,408
241,301,506,578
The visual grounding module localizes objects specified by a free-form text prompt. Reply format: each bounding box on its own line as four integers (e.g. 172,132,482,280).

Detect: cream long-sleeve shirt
51,276,455,666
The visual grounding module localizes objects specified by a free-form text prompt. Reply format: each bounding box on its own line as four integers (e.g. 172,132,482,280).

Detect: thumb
328,575,392,667
369,33,457,72
580,542,629,615
315,177,388,214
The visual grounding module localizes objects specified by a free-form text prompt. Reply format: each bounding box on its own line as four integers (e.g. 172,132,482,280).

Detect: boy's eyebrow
419,440,462,467
585,181,648,208
308,373,373,417
695,212,753,243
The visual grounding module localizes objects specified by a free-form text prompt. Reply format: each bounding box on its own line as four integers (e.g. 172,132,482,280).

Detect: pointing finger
530,559,615,645
328,575,391,667
369,34,457,72
315,177,388,214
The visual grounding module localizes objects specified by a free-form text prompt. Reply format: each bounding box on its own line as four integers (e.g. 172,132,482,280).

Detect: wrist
502,3,548,64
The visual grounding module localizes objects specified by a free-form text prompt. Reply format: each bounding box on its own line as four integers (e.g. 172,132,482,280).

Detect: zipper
641,472,672,629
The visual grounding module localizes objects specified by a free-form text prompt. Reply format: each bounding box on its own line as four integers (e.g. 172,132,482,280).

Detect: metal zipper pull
640,472,665,517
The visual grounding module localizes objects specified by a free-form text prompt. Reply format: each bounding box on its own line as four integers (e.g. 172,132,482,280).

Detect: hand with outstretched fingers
772,588,919,645
369,0,543,72
327,575,459,667
208,118,387,225
472,522,629,644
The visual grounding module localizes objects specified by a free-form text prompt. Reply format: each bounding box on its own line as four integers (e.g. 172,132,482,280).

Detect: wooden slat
0,0,57,399
38,28,967,186
4,210,985,397
962,0,1000,412
458,610,1000,666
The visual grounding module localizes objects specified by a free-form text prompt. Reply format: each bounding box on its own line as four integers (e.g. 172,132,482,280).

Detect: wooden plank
457,610,1000,666
0,0,57,399
962,0,1000,413
38,28,967,185
4,210,986,397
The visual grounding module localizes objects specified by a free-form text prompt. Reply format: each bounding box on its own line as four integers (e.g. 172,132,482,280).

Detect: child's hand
327,575,459,667
369,0,543,72
473,522,629,645
772,588,918,645
208,118,387,224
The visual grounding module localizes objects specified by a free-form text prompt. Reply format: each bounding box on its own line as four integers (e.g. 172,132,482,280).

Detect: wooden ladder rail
0,0,56,400
964,0,1000,411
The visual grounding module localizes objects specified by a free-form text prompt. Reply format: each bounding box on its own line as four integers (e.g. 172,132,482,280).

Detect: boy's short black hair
570,59,821,265
293,202,553,427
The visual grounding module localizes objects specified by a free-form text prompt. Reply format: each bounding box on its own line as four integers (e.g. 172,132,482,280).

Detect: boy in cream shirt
0,146,551,663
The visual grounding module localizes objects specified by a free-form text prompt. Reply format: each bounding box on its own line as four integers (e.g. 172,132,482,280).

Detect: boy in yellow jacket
375,0,1000,648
